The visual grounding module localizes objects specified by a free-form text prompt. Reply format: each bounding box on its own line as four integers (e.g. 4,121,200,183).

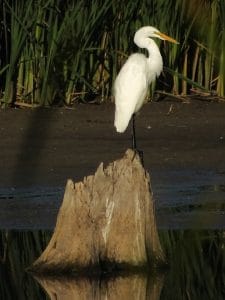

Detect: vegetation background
0,2,225,298
0,0,224,107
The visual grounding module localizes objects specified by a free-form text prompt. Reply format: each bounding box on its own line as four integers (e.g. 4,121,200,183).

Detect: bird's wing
114,54,149,106
114,54,149,132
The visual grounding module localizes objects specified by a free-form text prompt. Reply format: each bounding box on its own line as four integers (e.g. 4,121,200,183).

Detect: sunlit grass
0,0,225,107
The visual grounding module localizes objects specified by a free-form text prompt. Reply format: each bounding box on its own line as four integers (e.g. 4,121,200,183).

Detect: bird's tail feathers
114,107,133,133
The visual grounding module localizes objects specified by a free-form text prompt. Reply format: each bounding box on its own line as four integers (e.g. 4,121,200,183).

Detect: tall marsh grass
0,0,225,107
0,229,224,298
160,229,225,299
0,230,51,299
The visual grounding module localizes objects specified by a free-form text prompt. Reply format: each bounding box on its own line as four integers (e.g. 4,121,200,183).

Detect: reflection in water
0,230,224,299
35,274,164,300
0,230,51,299
160,230,225,299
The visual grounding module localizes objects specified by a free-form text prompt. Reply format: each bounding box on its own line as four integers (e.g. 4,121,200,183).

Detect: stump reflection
34,273,164,300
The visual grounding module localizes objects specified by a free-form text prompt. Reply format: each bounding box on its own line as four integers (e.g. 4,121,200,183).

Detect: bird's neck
146,39,163,79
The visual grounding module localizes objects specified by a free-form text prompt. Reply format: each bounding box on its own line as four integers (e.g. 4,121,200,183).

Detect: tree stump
31,149,165,274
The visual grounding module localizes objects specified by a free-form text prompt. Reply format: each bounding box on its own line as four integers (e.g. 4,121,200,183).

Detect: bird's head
134,26,179,48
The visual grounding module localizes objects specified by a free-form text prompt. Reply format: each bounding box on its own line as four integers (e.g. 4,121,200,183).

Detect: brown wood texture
31,149,164,274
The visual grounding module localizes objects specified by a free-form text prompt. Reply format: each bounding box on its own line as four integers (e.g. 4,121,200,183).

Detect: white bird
114,26,178,149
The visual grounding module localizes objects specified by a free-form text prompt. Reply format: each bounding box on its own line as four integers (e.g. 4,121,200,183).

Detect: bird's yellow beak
156,32,179,44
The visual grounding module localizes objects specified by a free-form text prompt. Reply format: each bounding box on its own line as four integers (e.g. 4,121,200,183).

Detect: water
0,169,224,299
151,169,225,229
0,229,224,299
0,169,224,229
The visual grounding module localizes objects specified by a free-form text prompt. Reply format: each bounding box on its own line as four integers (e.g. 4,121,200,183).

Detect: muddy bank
0,100,225,188
0,99,225,229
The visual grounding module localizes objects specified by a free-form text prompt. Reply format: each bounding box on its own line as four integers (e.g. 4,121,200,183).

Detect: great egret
114,26,178,149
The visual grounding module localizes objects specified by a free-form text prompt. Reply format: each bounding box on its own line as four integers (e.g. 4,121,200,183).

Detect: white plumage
114,26,178,133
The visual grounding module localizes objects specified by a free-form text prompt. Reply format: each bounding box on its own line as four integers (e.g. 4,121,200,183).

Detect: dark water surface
0,169,224,229
0,168,224,299
0,229,224,299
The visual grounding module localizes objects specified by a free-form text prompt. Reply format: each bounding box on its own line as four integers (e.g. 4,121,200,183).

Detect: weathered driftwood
34,274,164,300
31,149,164,274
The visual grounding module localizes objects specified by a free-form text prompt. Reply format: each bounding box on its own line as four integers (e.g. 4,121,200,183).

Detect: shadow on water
10,108,55,188
0,229,224,299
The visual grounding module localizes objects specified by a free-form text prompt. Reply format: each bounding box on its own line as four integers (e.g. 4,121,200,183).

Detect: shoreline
0,100,225,188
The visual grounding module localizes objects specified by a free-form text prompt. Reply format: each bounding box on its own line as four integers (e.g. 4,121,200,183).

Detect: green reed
0,230,51,299
160,229,225,299
1,0,35,106
186,0,225,97
0,0,225,107
0,229,224,299
217,0,225,96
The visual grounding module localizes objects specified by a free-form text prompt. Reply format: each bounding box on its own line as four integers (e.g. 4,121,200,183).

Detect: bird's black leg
132,114,144,166
132,114,137,150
